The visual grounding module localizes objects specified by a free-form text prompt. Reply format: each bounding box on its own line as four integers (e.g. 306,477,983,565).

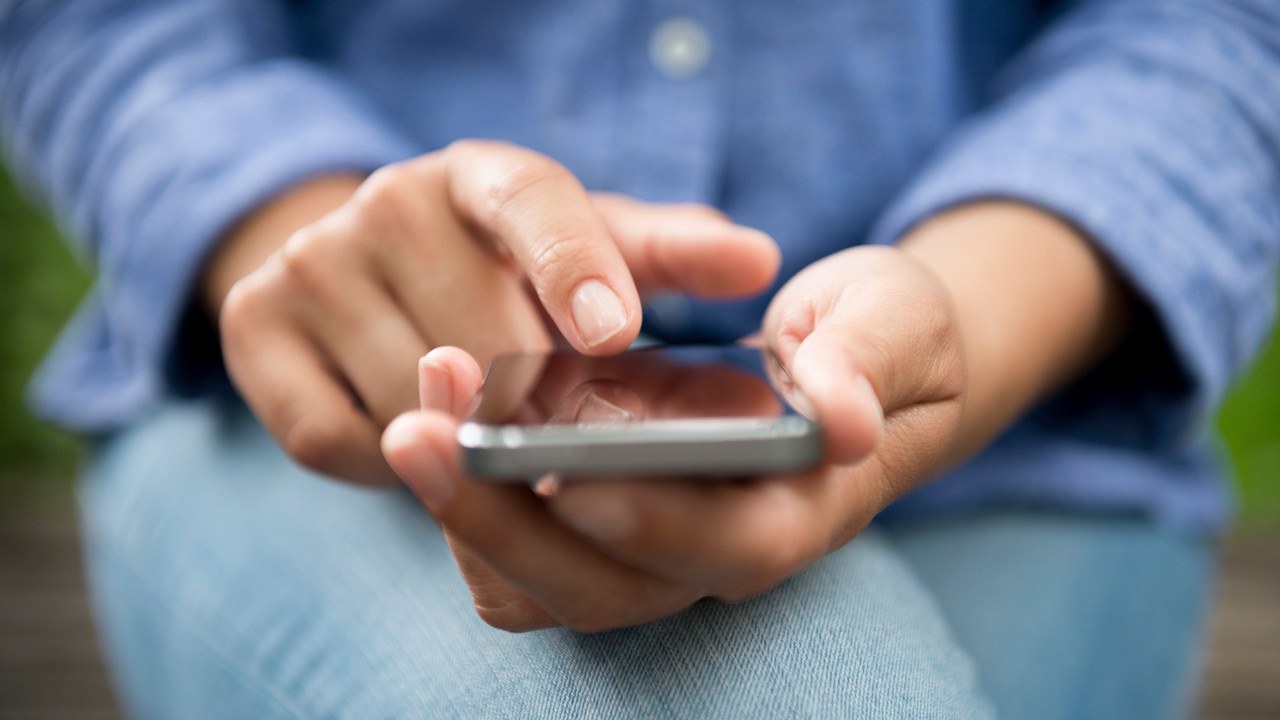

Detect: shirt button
649,17,711,79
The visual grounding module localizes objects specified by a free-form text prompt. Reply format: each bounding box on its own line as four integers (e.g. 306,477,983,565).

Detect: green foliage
0,167,90,495
1218,330,1280,530
0,164,1275,525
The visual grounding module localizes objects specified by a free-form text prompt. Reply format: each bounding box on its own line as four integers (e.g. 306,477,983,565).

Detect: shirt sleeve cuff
31,60,417,430
866,68,1266,447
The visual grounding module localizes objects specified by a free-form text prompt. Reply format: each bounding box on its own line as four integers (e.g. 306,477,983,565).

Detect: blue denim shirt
3,1,1278,533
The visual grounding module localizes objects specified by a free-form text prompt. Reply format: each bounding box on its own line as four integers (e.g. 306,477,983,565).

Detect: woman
2,1,1276,717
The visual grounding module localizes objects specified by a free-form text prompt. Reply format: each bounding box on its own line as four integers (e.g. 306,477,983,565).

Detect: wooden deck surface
1,498,1276,719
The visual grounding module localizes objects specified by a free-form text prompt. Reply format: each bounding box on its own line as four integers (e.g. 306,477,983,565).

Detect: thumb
418,346,485,417
765,247,965,473
592,194,781,299
785,324,885,465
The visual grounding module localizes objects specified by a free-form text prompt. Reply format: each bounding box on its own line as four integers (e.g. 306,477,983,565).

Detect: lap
888,512,1214,720
79,398,1209,719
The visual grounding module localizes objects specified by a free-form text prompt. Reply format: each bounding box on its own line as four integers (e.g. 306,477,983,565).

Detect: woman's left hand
382,245,966,633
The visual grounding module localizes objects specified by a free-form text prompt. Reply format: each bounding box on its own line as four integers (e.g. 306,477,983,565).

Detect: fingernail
571,279,628,348
419,357,450,410
533,473,563,497
773,358,816,418
554,487,636,542
384,422,454,509
787,384,817,420
851,375,885,439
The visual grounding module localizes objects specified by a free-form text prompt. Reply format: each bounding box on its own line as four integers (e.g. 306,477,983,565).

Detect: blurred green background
1,165,1278,528
1,166,89,495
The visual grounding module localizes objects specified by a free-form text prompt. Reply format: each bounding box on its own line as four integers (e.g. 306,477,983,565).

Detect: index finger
440,140,642,354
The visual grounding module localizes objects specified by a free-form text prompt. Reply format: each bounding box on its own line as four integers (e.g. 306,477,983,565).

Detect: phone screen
469,345,807,429
460,345,822,478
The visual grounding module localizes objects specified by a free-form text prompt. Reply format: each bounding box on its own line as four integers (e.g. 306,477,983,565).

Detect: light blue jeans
79,398,1215,719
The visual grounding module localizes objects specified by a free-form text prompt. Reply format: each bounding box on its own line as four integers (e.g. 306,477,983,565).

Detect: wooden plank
1200,533,1280,720
0,500,122,720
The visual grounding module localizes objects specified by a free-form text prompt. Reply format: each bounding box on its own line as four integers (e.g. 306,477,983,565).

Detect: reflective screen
470,346,805,427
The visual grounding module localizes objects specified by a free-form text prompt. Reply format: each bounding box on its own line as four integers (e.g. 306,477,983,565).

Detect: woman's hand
382,245,967,632
382,200,1133,633
203,140,780,484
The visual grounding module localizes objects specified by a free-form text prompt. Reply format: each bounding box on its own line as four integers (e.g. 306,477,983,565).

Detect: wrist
898,201,1134,462
201,174,364,317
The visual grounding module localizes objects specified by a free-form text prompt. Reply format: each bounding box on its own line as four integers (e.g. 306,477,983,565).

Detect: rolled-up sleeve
0,0,415,430
871,0,1280,444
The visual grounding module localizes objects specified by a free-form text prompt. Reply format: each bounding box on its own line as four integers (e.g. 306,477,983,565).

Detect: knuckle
217,277,262,333
352,167,420,244
360,163,416,204
277,228,336,291
640,225,681,284
525,228,588,282
483,157,566,219
217,273,283,355
282,415,352,475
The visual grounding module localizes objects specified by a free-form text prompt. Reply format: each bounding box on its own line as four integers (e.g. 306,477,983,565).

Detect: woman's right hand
202,140,781,485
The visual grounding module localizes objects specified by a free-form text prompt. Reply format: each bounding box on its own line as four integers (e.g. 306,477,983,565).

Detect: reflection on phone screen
470,346,803,428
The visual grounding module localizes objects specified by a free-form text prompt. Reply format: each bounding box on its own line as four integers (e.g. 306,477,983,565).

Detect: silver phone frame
459,415,823,480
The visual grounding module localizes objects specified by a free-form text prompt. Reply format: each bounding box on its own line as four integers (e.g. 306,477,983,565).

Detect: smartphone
457,345,824,480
